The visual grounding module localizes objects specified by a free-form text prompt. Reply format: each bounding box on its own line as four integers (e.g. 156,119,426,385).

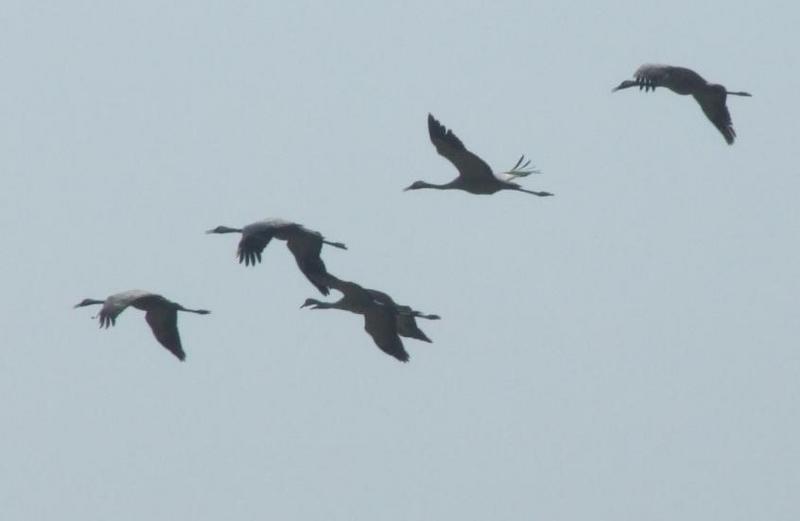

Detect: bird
404,114,553,196
73,290,210,361
206,219,347,295
612,64,752,145
301,276,439,362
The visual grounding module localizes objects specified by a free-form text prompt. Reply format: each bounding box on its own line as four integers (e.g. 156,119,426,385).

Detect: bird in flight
74,290,210,361
613,64,752,144
206,218,347,295
404,114,553,196
301,276,439,363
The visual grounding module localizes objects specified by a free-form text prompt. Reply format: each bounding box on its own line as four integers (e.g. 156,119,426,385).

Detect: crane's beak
612,80,637,92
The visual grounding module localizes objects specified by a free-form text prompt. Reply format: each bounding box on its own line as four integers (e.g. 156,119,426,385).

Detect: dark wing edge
363,309,409,363
427,114,496,182
237,233,272,266
694,93,736,145
144,309,186,361
428,113,466,152
287,234,332,295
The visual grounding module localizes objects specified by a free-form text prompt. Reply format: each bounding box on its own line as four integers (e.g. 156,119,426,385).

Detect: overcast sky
2,1,798,519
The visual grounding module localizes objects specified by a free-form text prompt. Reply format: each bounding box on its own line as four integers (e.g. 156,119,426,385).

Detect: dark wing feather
97,290,148,328
693,92,736,144
395,312,432,343
364,288,432,342
363,308,409,362
634,64,706,94
428,114,496,183
286,233,331,295
144,308,186,361
238,233,273,266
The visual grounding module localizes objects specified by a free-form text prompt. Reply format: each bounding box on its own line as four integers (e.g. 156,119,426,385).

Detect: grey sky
2,1,798,519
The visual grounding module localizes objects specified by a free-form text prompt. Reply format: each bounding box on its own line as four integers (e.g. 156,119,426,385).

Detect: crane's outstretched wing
237,232,273,266
96,290,153,328
144,308,186,361
694,92,736,145
615,64,708,94
363,307,409,362
633,64,707,92
98,300,131,328
286,232,331,295
428,114,496,183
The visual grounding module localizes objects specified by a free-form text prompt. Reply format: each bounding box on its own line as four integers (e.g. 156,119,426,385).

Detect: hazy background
2,1,798,519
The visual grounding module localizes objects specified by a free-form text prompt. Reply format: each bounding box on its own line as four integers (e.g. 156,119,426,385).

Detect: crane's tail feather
502,155,541,177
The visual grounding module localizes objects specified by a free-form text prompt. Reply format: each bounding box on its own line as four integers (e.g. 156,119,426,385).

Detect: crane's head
404,181,430,191
300,298,324,309
205,225,242,234
612,80,639,92
73,298,104,308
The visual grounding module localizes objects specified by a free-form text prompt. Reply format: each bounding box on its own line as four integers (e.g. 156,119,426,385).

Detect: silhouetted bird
301,276,439,362
613,64,752,144
206,218,347,295
74,290,210,361
404,114,552,196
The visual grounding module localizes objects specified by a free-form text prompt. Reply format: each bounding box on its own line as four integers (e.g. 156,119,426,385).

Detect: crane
74,290,210,361
404,114,553,196
613,64,752,144
206,218,347,295
301,276,439,362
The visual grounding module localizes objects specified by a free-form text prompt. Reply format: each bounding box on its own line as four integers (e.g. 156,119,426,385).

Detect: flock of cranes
74,63,751,363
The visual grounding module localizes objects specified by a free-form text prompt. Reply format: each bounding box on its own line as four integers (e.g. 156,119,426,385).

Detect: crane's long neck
302,298,350,312
206,226,243,234
74,298,104,308
405,180,461,191
423,182,453,190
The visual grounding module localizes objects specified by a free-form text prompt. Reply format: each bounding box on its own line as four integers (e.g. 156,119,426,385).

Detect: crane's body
206,218,347,295
74,290,210,361
613,64,752,145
